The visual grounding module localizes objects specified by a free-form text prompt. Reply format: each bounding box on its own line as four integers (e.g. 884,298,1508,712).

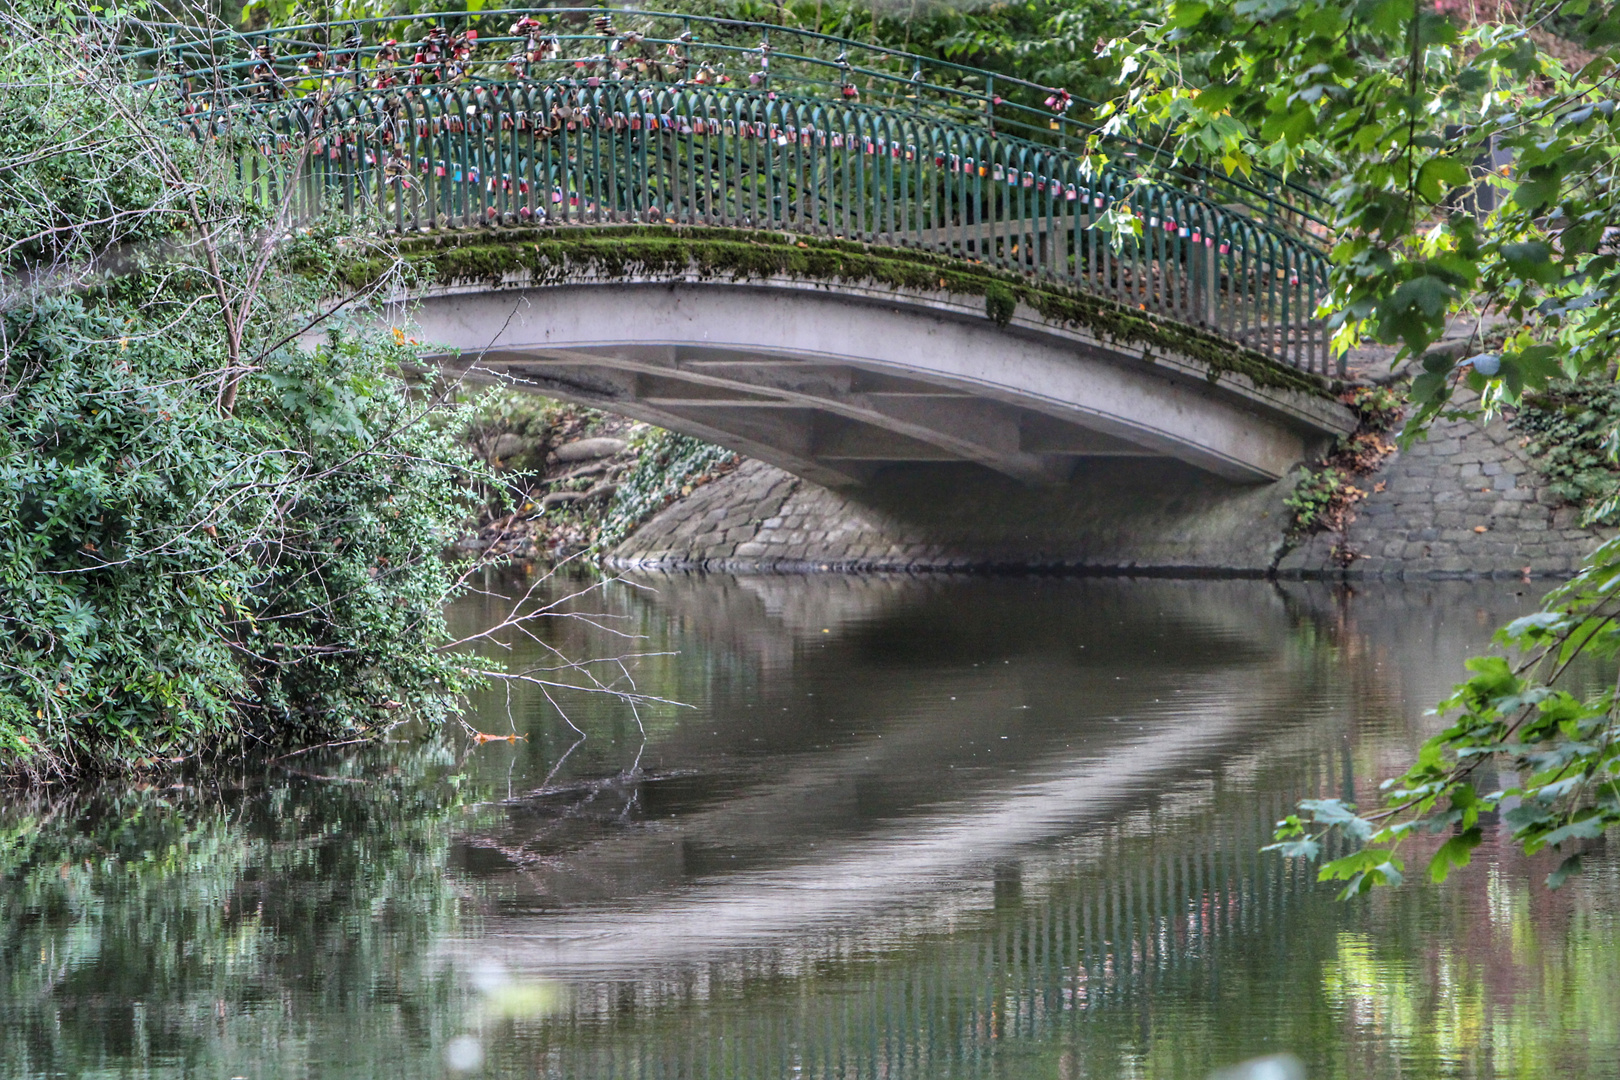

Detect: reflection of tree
0,744,490,1079
1320,850,1620,1079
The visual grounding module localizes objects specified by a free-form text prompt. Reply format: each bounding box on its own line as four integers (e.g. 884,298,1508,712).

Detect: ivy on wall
1512,380,1620,526
595,430,740,552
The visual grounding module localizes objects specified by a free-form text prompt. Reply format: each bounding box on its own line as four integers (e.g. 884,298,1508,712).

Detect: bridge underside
448,342,1175,489
406,277,1354,488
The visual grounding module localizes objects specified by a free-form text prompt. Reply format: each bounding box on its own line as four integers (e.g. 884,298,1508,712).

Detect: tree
1092,0,1620,892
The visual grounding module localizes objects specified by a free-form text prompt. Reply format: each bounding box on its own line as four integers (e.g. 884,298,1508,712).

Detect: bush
0,10,488,780
0,299,484,778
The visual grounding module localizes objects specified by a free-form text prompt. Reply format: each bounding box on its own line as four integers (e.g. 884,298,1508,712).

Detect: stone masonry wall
609,414,1608,578
1278,409,1605,578
611,458,1302,574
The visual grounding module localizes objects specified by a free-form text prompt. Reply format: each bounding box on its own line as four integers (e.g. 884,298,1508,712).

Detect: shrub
0,10,489,779
0,299,485,778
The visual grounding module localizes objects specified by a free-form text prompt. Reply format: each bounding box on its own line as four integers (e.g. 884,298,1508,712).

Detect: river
3,573,1617,1079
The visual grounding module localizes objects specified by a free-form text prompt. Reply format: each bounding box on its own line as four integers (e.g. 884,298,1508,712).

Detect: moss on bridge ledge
345,226,1331,399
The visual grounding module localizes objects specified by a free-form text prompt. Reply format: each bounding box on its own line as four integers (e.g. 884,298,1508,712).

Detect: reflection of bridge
445,575,1361,1076
131,10,1355,485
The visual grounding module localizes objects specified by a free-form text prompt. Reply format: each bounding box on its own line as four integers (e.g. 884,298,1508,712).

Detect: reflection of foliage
0,743,488,1078
1318,894,1620,1077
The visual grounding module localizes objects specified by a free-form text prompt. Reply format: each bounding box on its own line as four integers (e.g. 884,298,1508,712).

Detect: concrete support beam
484,366,866,488
470,350,1079,484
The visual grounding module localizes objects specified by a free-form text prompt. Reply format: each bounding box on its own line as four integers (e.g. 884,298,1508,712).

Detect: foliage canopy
1089,0,1620,891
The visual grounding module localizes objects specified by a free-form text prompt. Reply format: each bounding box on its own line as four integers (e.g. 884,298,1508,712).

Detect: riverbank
468,375,1614,581
455,396,740,561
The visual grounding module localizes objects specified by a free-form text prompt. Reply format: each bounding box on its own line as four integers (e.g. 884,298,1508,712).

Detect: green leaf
1512,165,1565,214
1264,838,1322,859
1300,798,1374,840
1427,827,1482,883
1171,1,1211,28
1540,814,1608,849
1416,157,1470,203
1547,853,1583,889
1501,240,1559,284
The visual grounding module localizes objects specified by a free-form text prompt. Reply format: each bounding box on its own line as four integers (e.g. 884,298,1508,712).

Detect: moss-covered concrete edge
343,225,1331,400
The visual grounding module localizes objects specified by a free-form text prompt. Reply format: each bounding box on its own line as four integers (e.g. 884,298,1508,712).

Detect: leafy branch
1271,544,1620,893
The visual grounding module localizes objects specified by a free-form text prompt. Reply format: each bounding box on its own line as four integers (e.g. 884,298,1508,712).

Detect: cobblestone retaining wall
612,458,1297,574
1278,410,1605,578
609,413,1608,578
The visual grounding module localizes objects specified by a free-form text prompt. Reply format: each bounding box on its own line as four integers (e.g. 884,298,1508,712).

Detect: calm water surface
3,574,1618,1079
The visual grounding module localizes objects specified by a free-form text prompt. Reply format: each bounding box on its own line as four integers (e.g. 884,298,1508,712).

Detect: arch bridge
124,9,1355,485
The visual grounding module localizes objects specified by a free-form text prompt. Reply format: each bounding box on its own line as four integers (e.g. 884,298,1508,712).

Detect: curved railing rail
107,10,1338,376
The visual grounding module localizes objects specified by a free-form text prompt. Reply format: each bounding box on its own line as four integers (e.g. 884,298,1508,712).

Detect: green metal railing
111,10,1338,376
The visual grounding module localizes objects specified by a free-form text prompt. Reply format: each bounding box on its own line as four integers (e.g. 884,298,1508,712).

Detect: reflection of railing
112,10,1338,376
521,752,1350,1077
